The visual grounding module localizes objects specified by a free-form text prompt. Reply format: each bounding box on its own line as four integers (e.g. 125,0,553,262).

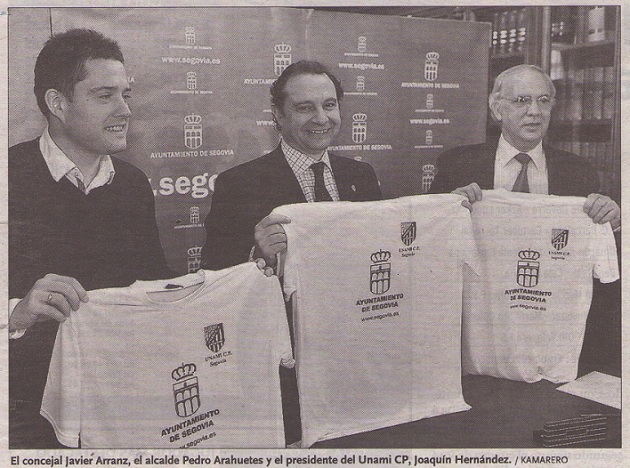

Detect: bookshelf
546,6,620,200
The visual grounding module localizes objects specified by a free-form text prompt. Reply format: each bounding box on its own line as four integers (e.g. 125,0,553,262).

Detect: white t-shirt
41,263,293,448
274,194,477,447
462,190,619,383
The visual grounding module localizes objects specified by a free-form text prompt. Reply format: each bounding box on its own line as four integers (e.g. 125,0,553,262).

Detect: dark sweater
9,138,174,404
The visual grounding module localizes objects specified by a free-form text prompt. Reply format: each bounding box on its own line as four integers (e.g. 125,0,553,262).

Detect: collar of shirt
281,139,333,176
280,139,339,202
40,126,115,194
496,134,545,170
495,134,548,194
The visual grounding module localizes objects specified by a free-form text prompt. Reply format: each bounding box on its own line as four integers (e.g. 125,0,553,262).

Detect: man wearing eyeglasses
429,64,620,230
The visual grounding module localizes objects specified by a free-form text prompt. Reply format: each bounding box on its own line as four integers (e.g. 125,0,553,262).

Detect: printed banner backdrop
8,7,489,274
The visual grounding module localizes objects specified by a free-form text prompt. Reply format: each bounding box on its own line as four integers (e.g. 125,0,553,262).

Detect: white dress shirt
281,139,340,202
494,134,548,194
40,126,115,194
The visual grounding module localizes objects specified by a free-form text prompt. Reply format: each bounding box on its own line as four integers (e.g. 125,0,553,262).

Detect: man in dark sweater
9,29,174,448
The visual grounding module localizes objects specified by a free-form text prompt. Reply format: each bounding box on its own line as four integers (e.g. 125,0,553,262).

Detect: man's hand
583,193,621,231
9,274,89,332
452,183,483,212
253,213,291,269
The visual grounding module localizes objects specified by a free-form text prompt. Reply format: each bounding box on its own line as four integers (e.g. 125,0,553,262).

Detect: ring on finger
46,292,54,305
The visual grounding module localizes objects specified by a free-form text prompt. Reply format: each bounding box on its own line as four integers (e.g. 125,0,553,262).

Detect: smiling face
272,73,341,160
55,58,132,159
491,68,554,152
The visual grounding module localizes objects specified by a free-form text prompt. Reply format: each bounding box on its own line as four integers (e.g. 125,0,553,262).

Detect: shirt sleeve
39,314,81,447
271,206,299,300
456,199,482,276
592,223,620,283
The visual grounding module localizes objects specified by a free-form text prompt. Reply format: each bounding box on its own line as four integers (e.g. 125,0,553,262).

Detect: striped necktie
311,162,333,201
512,153,531,193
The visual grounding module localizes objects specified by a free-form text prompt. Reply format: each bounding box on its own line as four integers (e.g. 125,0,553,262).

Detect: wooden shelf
552,39,615,54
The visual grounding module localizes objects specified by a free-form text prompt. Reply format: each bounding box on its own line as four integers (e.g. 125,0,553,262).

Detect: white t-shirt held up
274,194,477,447
41,263,293,448
462,190,619,383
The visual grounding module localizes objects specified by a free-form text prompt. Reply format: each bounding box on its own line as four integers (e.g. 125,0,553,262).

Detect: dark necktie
512,153,531,193
311,162,333,201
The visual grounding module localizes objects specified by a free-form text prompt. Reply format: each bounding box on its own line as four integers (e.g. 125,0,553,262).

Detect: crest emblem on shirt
370,250,391,294
516,249,541,288
204,323,225,353
401,222,417,246
171,363,201,418
551,229,569,250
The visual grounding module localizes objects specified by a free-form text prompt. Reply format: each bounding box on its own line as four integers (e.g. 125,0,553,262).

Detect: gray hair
489,64,555,104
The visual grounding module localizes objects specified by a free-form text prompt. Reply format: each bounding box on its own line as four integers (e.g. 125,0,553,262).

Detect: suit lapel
478,141,498,190
268,146,307,204
329,154,355,201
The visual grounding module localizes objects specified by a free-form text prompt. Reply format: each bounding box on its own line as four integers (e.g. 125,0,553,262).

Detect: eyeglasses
501,95,554,109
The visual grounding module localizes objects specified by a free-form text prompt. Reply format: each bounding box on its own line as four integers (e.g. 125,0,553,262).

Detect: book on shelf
492,12,499,52
573,7,588,44
590,66,604,120
516,8,527,52
551,7,574,44
587,6,606,42
566,68,585,121
552,77,566,122
582,67,593,121
497,10,509,54
602,66,615,119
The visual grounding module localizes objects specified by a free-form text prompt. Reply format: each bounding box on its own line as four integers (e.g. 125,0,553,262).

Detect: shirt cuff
8,298,26,339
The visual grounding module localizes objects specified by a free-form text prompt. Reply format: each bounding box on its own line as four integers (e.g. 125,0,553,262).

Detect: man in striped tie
201,60,382,274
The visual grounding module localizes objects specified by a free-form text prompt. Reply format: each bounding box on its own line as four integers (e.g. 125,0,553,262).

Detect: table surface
313,374,621,448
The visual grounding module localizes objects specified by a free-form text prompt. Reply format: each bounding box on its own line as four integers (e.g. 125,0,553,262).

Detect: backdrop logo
352,113,368,143
187,71,197,90
425,130,433,145
273,43,292,76
551,229,569,250
171,363,200,418
370,249,391,294
356,76,365,92
426,93,434,109
204,324,225,353
401,222,417,246
184,114,203,149
516,249,541,287
424,51,440,81
358,36,367,53
187,246,202,273
190,207,200,224
185,27,196,45
422,164,436,193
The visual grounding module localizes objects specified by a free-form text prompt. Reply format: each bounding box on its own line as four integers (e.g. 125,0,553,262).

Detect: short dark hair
34,28,125,118
270,60,344,111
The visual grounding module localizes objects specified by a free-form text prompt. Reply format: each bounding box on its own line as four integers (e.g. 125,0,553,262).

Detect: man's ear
271,104,282,119
44,89,67,121
488,95,502,122
271,104,283,130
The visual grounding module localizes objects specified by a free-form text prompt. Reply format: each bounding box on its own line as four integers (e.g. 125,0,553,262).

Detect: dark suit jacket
201,145,382,270
429,140,600,197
